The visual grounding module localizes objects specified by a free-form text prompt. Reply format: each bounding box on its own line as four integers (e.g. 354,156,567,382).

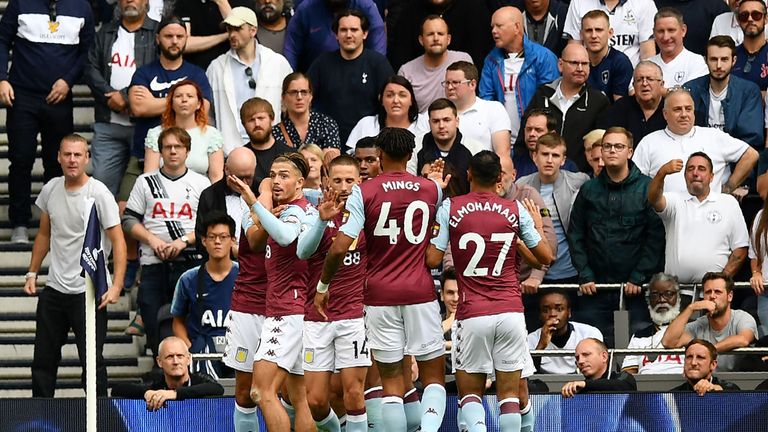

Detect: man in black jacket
561,338,637,397
671,339,740,395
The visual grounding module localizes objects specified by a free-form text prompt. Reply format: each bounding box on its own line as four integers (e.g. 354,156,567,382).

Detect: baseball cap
222,7,258,27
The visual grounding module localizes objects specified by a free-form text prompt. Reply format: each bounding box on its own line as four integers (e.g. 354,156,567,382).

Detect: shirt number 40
373,201,430,245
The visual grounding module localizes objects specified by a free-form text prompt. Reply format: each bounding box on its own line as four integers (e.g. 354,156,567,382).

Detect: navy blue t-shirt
733,43,768,91
129,60,213,157
587,48,633,102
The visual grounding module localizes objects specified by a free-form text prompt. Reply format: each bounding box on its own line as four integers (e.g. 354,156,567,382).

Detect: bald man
195,147,258,255
479,6,559,145
561,338,637,397
524,44,611,171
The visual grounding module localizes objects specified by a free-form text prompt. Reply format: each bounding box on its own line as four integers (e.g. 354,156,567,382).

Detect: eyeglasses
285,89,310,98
561,59,590,68
441,80,472,88
738,10,764,23
245,67,256,89
601,143,628,151
49,0,57,23
635,76,662,84
205,233,232,242
648,290,678,301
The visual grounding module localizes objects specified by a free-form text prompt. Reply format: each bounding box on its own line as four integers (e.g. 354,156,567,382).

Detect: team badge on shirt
602,70,610,85
304,348,315,364
623,10,636,24
675,71,686,83
431,223,441,237
48,21,59,33
342,211,350,224
235,347,248,363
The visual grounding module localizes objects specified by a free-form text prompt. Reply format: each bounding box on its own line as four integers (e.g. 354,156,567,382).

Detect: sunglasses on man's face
738,10,765,23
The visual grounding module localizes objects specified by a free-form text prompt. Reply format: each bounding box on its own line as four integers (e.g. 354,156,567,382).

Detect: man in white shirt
647,152,749,285
649,8,709,88
622,273,684,375
633,88,758,194
444,61,512,160
206,7,292,155
398,16,472,113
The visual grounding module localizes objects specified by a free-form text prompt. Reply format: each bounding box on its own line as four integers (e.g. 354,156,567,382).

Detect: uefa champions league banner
3,393,768,431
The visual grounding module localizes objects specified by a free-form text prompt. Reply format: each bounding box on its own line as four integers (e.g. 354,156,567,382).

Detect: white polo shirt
710,13,744,45
458,97,512,153
622,326,684,374
633,127,750,193
649,49,708,88
563,0,657,66
527,321,603,374
658,191,749,284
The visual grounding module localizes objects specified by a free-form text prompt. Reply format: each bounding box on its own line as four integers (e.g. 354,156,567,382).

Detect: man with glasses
568,126,665,346
622,272,684,375
525,44,610,171
634,88,758,194
207,7,292,156
647,152,749,289
648,8,708,88
733,0,768,92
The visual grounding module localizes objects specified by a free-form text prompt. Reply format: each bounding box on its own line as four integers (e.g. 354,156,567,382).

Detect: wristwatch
25,271,37,280
180,235,190,246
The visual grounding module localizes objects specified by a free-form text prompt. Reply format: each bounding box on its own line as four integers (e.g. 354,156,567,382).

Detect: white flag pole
85,271,97,432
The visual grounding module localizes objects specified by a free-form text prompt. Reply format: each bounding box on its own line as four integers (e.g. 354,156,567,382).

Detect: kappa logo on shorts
267,337,280,345
265,349,277,357
273,317,284,322
271,327,282,333
304,348,315,364
235,347,248,363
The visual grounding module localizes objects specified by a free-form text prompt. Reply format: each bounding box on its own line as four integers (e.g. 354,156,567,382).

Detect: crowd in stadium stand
4,0,768,430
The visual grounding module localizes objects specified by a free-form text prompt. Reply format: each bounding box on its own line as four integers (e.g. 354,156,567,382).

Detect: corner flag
80,199,108,299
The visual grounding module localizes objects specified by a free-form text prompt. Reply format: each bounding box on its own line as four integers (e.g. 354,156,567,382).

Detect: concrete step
0,251,49,273
0,388,86,397
0,318,132,334
0,340,141,360
0,294,131,314
0,365,141,380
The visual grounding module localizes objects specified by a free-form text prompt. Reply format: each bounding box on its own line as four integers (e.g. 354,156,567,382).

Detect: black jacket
583,369,637,393
417,131,473,197
597,96,666,145
671,376,741,392
111,372,224,399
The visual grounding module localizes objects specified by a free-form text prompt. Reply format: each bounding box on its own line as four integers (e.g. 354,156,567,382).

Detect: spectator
206,7,293,156
445,61,512,161
655,0,729,56
111,336,225,404
662,272,759,372
24,135,126,397
284,0,386,72
568,127,665,345
520,0,569,58
733,0,768,92
622,273,685,375
527,290,603,374
513,109,578,179
0,0,94,243
685,36,764,151
583,129,605,177
525,43,611,171
353,136,381,181
670,339,741,394
307,10,393,147
174,0,254,70
560,338,637,397
633,88,759,194
440,267,459,353
598,61,667,143
386,0,494,73
255,0,292,54
195,147,257,254
347,75,429,150
241,98,296,184
397,15,472,113
581,10,633,102
562,0,656,66
411,98,480,196
122,127,211,358
85,0,159,197
171,212,238,379
143,80,225,183
480,6,559,144
272,72,341,156
710,0,747,45
516,133,589,308
648,8,708,88
299,143,326,192
648,153,749,287
749,196,768,338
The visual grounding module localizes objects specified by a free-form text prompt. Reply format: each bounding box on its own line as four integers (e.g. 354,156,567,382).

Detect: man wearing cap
207,7,292,156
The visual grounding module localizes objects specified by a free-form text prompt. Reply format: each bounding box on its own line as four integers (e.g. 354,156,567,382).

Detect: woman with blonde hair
299,143,326,191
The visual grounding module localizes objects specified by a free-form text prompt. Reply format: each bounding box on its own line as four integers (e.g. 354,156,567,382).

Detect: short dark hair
421,14,449,34
202,211,236,237
469,151,501,187
273,152,310,179
158,15,186,33
525,108,558,132
427,98,457,117
686,338,718,361
739,0,767,13
440,267,457,287
328,154,360,173
701,271,735,293
281,72,313,95
687,151,713,173
158,127,192,152
355,136,378,150
540,288,571,309
332,9,369,33
378,75,419,125
706,35,736,57
375,127,415,161
446,61,478,82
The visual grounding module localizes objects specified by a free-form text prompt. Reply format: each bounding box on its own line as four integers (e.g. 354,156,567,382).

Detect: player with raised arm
426,151,554,432
229,153,315,432
315,128,449,432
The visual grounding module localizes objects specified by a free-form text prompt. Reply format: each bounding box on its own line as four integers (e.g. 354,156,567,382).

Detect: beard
247,127,272,144
649,301,681,326
257,4,281,24
160,44,184,61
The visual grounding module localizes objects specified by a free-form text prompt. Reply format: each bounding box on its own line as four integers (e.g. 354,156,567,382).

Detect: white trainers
11,226,28,243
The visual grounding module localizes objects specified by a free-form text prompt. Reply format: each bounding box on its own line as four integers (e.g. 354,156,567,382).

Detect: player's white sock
457,403,468,432
317,408,342,432
420,384,446,432
364,386,383,431
380,396,407,432
497,398,521,432
234,403,259,432
339,414,348,431
281,397,296,430
346,408,368,432
459,395,486,432
520,402,534,432
403,388,422,432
